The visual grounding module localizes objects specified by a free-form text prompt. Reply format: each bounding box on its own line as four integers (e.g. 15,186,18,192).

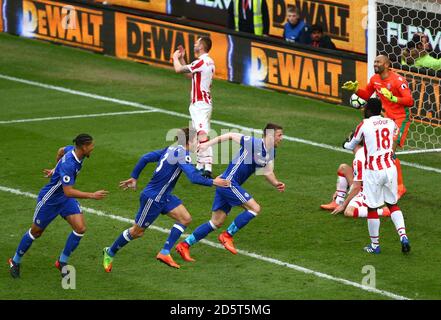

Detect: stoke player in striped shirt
344,98,410,254
320,140,391,219
173,36,215,179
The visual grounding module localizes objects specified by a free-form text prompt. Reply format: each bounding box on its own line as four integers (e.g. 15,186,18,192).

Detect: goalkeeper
341,55,414,199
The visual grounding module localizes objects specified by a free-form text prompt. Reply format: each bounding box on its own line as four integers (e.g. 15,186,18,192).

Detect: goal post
368,0,441,154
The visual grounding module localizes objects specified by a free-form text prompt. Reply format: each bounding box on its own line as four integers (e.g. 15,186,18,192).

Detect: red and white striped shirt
187,53,214,106
352,148,365,182
345,116,398,171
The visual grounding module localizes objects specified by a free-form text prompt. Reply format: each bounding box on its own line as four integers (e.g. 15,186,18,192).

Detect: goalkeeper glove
380,87,398,103
341,80,359,92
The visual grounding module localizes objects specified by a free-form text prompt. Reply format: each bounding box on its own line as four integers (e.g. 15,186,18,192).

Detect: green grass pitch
0,33,440,300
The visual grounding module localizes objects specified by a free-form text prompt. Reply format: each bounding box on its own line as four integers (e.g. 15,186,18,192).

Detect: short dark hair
311,24,323,33
73,133,93,147
199,36,212,52
364,98,382,118
287,6,300,15
175,127,196,145
263,123,283,136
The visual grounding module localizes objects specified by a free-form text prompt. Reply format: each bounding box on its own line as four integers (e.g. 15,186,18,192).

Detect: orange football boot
320,201,339,211
176,242,195,262
156,253,180,269
218,231,237,255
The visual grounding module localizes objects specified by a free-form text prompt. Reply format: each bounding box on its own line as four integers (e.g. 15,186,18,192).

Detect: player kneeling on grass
175,123,285,262
102,128,230,271
321,139,391,218
343,98,410,254
9,134,108,279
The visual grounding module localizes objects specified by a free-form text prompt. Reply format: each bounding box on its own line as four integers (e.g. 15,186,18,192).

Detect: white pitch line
0,110,157,124
0,73,440,174
0,184,410,300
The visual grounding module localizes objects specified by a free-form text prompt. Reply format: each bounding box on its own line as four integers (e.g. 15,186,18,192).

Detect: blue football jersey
131,145,212,203
38,145,83,204
221,136,275,185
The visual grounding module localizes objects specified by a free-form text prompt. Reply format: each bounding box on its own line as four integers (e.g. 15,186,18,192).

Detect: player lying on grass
175,123,285,262
9,134,108,279
102,128,230,271
320,139,390,218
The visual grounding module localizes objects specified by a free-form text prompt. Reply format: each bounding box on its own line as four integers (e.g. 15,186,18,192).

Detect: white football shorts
363,166,398,208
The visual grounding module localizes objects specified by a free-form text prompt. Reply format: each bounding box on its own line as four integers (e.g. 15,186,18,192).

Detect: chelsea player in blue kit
8,134,108,278
176,123,285,261
102,128,229,270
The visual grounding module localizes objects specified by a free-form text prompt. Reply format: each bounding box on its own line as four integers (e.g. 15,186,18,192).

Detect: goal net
369,0,441,154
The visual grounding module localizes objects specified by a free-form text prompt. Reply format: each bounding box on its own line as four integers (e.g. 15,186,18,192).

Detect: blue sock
184,221,216,246
161,223,186,255
227,210,256,236
60,231,84,263
13,229,36,264
108,229,134,257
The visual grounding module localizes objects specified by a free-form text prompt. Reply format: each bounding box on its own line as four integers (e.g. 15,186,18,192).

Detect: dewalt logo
250,42,342,103
21,0,103,51
115,13,208,65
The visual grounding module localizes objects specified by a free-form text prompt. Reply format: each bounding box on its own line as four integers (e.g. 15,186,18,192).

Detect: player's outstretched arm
198,133,243,152
63,185,108,200
119,177,137,191
341,80,359,92
43,146,67,178
264,170,285,192
179,162,230,188
131,149,164,180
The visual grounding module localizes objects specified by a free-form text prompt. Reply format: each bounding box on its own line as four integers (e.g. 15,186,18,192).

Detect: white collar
198,53,208,59
72,150,82,163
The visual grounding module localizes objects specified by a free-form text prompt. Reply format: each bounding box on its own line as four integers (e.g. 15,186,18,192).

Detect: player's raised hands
119,177,137,191
177,45,185,58
275,182,285,192
341,80,359,92
212,176,231,188
91,190,109,200
173,49,182,60
43,168,55,178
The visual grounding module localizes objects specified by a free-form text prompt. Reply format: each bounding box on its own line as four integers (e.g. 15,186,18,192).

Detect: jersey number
375,128,391,150
156,153,169,172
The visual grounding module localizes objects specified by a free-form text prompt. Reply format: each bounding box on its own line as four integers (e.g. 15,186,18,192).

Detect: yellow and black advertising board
269,0,367,54
12,0,106,52
2,0,367,106
114,12,229,80
94,0,166,14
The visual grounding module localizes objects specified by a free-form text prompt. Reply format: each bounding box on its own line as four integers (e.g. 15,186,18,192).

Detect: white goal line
0,73,440,174
0,184,411,300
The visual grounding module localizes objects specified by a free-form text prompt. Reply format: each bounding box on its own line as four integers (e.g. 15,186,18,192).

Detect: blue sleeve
64,145,74,154
131,149,165,179
59,163,76,186
179,162,213,187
